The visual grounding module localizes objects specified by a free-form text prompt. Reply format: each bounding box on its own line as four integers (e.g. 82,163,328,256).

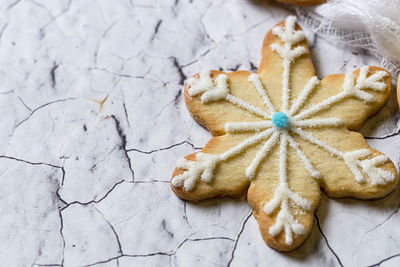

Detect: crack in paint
315,214,344,267
127,140,201,154
82,236,234,267
227,211,252,267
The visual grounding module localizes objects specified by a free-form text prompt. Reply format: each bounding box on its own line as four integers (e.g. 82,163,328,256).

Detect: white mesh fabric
293,0,400,79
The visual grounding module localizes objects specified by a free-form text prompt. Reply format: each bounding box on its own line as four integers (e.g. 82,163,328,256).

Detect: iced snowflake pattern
171,16,395,245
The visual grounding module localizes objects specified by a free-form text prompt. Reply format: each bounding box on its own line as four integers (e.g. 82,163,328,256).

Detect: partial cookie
398,73,400,105
170,16,398,251
274,0,325,6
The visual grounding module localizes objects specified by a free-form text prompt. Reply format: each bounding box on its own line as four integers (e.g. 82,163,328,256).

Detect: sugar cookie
171,16,398,251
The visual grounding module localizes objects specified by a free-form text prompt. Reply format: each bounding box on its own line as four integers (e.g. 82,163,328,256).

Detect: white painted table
0,0,399,266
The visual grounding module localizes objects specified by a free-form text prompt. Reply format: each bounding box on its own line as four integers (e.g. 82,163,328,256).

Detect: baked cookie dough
170,16,398,251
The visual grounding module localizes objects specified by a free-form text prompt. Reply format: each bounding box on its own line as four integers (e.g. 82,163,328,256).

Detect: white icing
343,66,387,102
200,74,229,103
360,155,395,185
289,76,319,116
248,73,276,114
225,94,268,118
271,44,307,63
294,132,394,185
291,127,344,158
271,16,307,113
292,118,343,128
343,149,370,183
245,131,280,179
267,195,307,246
188,71,268,117
187,70,213,97
286,133,320,178
294,66,388,120
263,134,310,245
187,71,229,103
342,71,374,102
224,121,271,133
175,15,392,245
344,149,394,185
219,129,274,161
172,129,274,190
272,16,305,46
356,66,387,92
172,153,220,191
293,91,347,121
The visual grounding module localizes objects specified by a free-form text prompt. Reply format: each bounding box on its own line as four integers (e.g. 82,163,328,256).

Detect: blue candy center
272,112,290,129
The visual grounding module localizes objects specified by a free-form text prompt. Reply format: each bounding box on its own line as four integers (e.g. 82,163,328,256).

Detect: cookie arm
185,70,269,136
258,18,317,115
170,132,274,202
397,72,400,105
246,141,321,251
292,67,392,131
291,127,398,199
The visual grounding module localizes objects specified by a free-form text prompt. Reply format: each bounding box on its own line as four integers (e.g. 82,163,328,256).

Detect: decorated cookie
398,73,400,104
274,0,325,6
170,16,398,251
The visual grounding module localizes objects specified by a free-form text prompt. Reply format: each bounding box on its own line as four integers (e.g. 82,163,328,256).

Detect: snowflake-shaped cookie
170,16,398,251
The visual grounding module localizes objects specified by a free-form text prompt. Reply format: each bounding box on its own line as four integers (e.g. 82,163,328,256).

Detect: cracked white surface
1,0,400,266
